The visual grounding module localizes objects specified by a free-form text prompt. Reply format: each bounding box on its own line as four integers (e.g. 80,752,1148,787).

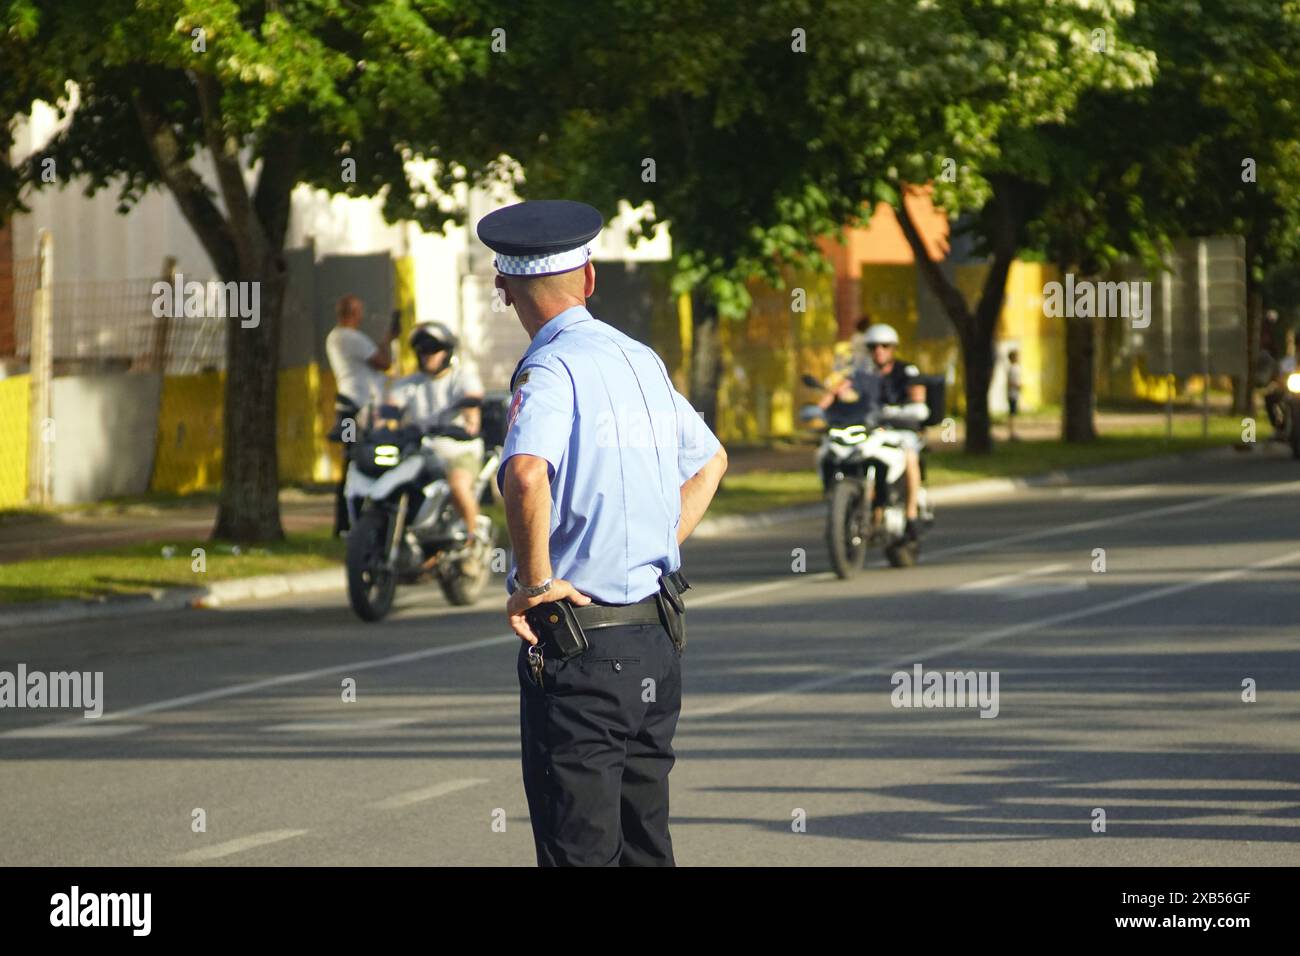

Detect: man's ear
495,275,512,307
583,261,596,298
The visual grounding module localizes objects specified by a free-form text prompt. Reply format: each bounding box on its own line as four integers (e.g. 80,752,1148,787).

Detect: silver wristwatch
513,573,553,598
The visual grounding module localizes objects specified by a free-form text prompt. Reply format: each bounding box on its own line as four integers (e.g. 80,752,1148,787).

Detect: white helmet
863,323,900,347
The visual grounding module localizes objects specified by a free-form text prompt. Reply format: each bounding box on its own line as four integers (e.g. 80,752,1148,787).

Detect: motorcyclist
390,322,490,544
817,322,930,540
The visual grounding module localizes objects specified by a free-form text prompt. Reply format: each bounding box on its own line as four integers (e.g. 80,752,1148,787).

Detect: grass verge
0,528,345,606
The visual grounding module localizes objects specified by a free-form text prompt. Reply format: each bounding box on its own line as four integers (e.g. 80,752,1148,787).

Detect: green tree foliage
3,1,492,540
1029,0,1300,435
442,1,911,426
854,0,1156,452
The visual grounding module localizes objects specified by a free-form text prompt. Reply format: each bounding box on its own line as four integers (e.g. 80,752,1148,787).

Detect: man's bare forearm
504,454,554,586
463,405,481,437
678,447,728,545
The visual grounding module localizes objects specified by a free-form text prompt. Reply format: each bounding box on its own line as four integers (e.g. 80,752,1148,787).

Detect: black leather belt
572,594,661,631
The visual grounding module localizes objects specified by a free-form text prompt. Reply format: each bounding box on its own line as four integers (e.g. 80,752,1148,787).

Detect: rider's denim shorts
428,436,484,474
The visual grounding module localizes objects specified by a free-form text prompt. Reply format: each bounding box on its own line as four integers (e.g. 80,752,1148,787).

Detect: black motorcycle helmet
409,321,458,363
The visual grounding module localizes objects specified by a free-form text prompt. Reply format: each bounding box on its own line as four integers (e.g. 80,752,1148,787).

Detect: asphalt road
2,448,1299,866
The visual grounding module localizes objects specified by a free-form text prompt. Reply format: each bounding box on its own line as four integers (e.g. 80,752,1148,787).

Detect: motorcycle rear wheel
346,509,398,622
827,480,869,578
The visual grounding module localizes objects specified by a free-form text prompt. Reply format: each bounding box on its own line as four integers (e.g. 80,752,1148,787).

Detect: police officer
476,199,728,867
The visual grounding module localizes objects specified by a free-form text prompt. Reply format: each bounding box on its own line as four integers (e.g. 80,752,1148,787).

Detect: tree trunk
1063,312,1097,442
134,84,300,542
689,288,721,430
894,182,1022,455
1241,234,1262,419
960,328,995,454
212,256,287,541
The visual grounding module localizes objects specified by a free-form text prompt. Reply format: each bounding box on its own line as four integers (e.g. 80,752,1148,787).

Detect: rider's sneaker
905,518,921,542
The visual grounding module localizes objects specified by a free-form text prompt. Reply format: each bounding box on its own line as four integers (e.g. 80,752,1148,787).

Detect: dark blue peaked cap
476,200,603,276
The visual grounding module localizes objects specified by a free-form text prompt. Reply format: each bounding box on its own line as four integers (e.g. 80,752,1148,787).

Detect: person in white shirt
1006,348,1023,441
390,322,488,542
326,294,396,534
325,294,395,409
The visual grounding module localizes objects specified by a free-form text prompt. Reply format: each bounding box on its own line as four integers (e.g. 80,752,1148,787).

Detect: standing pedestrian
325,295,397,534
477,199,728,866
1006,348,1023,442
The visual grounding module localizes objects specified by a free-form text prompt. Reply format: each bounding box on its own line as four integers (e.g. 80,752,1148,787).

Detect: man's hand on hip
507,579,592,645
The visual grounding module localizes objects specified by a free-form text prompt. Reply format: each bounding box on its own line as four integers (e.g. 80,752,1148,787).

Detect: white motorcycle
342,397,505,621
801,374,938,577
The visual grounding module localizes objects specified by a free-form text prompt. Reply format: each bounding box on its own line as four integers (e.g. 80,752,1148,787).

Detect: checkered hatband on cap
494,245,593,277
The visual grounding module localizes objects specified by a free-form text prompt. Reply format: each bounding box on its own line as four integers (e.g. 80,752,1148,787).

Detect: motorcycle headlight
828,425,868,445
1286,372,1300,394
373,444,400,466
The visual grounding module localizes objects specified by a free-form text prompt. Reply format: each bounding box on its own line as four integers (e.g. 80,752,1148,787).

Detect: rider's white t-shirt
390,359,484,431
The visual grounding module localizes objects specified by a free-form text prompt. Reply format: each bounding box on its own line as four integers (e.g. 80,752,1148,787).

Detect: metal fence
8,258,226,375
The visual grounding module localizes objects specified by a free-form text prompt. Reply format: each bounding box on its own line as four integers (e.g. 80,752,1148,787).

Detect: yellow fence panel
152,364,344,493
0,374,30,507
393,256,418,376
151,371,224,494
278,364,322,485
716,270,838,443
859,265,921,354
316,367,343,484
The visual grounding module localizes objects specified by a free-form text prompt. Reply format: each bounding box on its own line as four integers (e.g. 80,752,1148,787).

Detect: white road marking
927,478,1300,562
998,581,1089,600
949,562,1070,593
371,778,489,809
91,634,513,724
681,545,1300,720
14,478,1297,737
263,717,422,733
177,829,309,862
691,574,834,607
1080,484,1159,501
1,723,147,739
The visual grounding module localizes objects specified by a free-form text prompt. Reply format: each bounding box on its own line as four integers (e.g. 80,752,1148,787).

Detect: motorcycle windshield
825,396,876,428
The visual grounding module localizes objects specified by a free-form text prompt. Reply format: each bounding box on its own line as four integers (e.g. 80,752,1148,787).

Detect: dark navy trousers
518,622,682,866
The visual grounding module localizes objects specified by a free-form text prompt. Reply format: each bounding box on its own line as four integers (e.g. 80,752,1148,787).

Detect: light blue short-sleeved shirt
498,305,721,604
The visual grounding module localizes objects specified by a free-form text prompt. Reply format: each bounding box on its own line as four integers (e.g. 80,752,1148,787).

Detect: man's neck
876,360,895,374
523,300,584,339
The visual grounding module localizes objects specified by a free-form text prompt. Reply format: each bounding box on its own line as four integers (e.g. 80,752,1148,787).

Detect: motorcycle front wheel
827,480,869,579
439,525,495,606
346,508,398,621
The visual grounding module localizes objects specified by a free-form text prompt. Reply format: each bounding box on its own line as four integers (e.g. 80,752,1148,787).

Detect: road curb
0,568,345,630
0,444,1234,626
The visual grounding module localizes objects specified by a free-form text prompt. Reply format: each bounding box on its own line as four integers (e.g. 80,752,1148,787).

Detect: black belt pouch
657,572,689,653
527,600,589,661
